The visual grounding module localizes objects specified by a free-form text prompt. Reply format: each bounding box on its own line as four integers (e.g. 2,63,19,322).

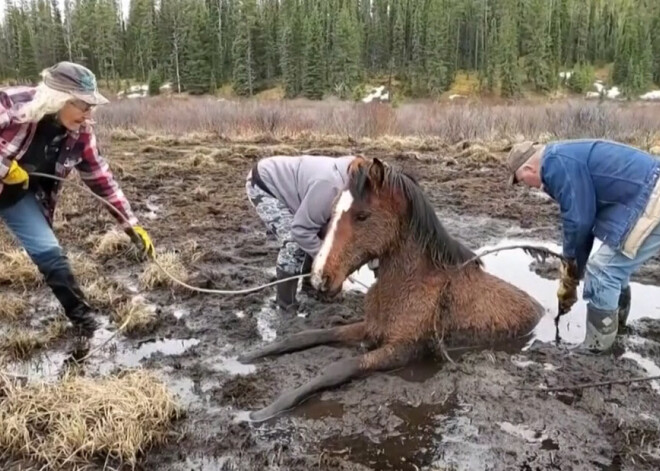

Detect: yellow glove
557,258,579,314
130,226,155,258
2,161,29,189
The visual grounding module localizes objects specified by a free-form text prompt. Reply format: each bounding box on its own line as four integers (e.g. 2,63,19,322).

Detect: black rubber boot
45,267,98,338
300,254,315,295
276,268,299,313
617,285,631,331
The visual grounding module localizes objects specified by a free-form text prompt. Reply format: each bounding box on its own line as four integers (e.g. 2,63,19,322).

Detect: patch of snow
362,86,389,103
585,91,601,100
593,81,605,93
449,94,466,100
606,86,621,99
640,90,660,101
559,71,573,80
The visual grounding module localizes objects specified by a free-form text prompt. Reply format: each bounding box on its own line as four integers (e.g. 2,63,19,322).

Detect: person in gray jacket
246,154,357,311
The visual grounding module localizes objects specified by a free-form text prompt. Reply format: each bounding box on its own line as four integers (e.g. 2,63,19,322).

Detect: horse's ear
368,158,385,188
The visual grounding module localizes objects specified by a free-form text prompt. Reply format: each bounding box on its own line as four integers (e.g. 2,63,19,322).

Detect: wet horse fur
238,157,544,422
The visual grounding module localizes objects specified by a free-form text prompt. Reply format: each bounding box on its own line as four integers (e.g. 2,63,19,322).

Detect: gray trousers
246,179,307,274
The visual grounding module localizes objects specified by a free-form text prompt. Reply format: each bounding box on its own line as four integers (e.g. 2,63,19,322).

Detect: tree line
1,0,660,99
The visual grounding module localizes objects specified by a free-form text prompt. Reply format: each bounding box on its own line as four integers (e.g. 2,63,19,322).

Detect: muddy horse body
239,157,543,421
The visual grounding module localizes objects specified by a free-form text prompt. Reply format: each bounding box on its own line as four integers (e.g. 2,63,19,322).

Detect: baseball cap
507,141,541,185
42,61,109,106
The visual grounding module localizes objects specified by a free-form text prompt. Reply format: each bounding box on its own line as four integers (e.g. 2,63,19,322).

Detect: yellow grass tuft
183,152,217,168
0,370,181,469
83,278,124,309
112,297,157,333
0,320,66,362
91,229,135,258
0,250,41,288
0,292,29,320
69,253,100,285
139,251,188,290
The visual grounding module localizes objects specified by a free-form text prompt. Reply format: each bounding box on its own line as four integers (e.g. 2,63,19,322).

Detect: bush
568,64,596,94
148,70,162,96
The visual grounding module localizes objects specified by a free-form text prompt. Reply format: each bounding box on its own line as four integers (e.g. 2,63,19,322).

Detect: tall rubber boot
617,285,631,331
45,267,98,337
300,254,315,295
578,304,618,353
275,267,299,313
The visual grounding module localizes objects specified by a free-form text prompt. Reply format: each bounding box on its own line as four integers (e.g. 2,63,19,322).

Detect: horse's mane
350,164,481,268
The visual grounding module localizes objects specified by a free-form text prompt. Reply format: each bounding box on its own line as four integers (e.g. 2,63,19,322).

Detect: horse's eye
355,211,370,222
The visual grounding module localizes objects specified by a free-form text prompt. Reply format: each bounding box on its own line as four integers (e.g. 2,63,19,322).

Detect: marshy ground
1,124,660,470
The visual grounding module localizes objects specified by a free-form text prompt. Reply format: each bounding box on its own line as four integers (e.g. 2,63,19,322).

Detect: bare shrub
95,96,660,146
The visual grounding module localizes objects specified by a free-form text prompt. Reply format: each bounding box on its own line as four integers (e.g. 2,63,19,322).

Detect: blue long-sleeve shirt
540,140,660,273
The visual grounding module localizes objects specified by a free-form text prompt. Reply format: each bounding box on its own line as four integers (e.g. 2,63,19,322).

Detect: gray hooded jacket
251,155,355,257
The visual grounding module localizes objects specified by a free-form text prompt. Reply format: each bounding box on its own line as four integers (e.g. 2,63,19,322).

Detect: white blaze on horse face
311,190,354,289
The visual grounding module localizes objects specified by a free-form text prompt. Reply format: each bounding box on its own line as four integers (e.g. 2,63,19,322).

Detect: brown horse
238,158,544,422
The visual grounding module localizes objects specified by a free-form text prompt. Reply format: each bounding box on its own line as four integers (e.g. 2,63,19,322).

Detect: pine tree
232,0,256,96
18,22,38,83
330,5,361,98
180,0,213,94
498,0,521,98
526,0,552,92
425,0,449,97
302,9,324,100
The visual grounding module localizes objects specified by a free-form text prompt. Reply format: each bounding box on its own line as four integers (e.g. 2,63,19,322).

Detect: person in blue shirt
507,139,660,352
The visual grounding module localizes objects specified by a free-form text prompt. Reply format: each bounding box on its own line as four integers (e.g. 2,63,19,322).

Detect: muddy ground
2,136,660,470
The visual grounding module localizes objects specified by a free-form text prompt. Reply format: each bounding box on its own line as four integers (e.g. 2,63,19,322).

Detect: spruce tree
302,10,324,100
330,5,361,98
498,0,521,98
232,0,256,96
180,0,213,94
18,22,38,83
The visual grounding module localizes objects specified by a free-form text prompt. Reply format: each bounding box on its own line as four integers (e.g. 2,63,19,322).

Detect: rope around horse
29,172,312,295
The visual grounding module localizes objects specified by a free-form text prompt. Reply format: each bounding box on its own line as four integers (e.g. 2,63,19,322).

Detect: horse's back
446,269,544,345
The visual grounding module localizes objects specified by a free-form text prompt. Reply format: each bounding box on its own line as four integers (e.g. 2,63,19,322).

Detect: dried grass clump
112,298,157,333
83,278,124,309
0,250,41,288
110,128,142,141
139,251,188,290
192,185,210,201
0,321,66,362
183,152,217,168
0,292,29,320
69,253,100,285
0,370,180,469
91,229,136,258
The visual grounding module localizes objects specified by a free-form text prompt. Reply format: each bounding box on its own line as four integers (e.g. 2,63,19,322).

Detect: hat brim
72,90,109,106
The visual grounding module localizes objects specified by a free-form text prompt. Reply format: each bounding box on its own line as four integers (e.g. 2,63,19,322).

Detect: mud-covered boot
617,285,631,332
45,267,98,337
275,268,299,314
577,304,618,353
300,254,315,296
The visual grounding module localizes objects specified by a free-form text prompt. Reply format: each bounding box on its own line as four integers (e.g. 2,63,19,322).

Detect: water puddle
348,237,660,346
320,397,457,470
621,351,660,393
292,398,345,420
210,355,256,376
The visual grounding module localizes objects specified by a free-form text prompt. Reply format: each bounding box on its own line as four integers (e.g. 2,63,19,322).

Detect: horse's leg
247,342,421,422
238,321,367,363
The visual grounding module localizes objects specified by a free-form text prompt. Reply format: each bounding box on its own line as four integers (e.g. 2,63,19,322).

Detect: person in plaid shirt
0,62,154,337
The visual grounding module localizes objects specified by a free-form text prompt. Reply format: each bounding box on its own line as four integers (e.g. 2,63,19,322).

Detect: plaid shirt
0,86,138,228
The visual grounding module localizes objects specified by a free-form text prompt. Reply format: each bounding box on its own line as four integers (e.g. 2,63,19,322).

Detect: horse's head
311,158,403,296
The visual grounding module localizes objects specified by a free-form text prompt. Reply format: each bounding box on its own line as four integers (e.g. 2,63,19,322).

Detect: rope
28,172,310,295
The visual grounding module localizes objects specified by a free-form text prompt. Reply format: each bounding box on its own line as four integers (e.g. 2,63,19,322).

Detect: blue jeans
584,222,660,311
0,192,82,313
